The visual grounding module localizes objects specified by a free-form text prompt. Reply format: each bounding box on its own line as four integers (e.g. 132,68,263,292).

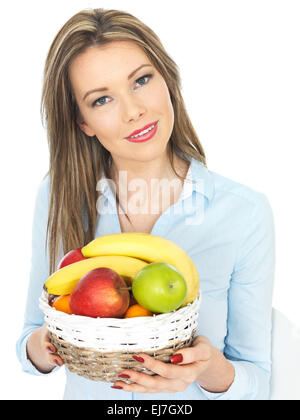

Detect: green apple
132,262,187,313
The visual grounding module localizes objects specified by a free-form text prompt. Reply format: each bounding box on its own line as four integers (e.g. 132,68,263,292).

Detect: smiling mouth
124,121,159,143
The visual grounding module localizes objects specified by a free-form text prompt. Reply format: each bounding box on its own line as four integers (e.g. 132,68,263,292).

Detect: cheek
151,83,174,124
98,115,120,138
88,111,121,143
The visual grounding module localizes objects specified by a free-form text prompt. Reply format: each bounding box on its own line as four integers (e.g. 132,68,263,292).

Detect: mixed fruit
45,232,199,319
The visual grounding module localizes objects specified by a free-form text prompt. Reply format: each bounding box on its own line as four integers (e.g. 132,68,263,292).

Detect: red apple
57,248,87,269
69,267,130,318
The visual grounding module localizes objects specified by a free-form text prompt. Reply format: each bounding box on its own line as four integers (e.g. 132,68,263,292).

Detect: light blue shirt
16,157,275,400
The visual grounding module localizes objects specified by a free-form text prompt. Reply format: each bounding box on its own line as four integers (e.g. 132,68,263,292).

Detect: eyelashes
91,73,153,108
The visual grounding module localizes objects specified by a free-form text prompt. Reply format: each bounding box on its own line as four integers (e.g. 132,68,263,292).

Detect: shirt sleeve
15,175,60,375
198,193,275,400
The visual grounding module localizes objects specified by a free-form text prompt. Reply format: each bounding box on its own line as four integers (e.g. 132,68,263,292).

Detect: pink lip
125,121,158,139
125,121,159,143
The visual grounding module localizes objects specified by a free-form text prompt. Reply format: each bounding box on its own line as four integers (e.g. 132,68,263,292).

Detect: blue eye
135,74,153,87
92,96,109,107
92,73,153,107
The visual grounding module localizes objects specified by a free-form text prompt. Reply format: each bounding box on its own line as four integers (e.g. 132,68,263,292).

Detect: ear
78,121,96,137
76,111,95,137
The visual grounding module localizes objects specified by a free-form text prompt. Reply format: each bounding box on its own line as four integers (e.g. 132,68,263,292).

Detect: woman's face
69,41,174,165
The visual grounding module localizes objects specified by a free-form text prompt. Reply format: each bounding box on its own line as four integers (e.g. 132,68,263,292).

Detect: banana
81,233,199,306
44,255,148,295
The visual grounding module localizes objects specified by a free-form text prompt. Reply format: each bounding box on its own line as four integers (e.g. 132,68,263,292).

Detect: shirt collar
188,157,215,201
97,156,214,202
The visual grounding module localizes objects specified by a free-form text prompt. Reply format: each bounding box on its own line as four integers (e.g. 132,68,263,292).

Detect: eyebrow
82,64,153,101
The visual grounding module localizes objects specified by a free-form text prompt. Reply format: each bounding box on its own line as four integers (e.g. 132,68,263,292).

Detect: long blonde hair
41,8,207,274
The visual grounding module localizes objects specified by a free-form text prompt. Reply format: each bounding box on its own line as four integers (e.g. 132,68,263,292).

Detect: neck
108,150,190,220
110,151,187,186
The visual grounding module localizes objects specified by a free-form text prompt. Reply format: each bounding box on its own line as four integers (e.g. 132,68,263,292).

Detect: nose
121,93,146,123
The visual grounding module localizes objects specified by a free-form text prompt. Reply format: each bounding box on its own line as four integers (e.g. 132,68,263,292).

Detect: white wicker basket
39,291,201,382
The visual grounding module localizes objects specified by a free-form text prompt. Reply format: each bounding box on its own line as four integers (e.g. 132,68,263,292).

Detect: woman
16,8,275,400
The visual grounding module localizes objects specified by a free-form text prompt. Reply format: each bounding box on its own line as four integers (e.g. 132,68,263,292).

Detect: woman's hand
26,323,64,373
112,335,235,394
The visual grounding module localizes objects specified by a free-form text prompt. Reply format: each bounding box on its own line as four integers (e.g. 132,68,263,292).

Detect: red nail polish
133,355,144,363
118,373,130,378
170,353,183,364
111,385,123,389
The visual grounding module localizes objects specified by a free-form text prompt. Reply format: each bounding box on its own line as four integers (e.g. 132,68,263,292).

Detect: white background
1,0,299,400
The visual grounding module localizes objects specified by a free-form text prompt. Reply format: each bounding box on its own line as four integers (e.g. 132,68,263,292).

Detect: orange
124,303,153,318
52,295,72,314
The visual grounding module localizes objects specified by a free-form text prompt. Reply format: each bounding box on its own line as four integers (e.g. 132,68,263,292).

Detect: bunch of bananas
44,232,199,307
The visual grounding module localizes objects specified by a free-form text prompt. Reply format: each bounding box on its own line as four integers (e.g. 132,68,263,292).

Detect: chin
111,141,169,164
134,148,169,163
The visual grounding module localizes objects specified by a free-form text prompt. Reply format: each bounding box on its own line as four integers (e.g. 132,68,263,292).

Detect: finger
44,342,63,366
43,341,56,353
112,380,157,393
40,324,54,348
170,335,212,365
112,372,185,394
48,353,64,367
116,370,171,392
41,326,57,353
131,353,188,380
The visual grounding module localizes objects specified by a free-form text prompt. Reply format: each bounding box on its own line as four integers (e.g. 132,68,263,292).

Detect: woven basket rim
40,291,201,352
39,291,201,327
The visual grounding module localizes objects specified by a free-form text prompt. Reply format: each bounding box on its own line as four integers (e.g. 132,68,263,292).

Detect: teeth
130,124,155,138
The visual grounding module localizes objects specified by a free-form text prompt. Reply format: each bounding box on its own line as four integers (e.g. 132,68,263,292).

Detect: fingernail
111,385,123,389
118,373,130,379
170,353,183,364
133,355,144,363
